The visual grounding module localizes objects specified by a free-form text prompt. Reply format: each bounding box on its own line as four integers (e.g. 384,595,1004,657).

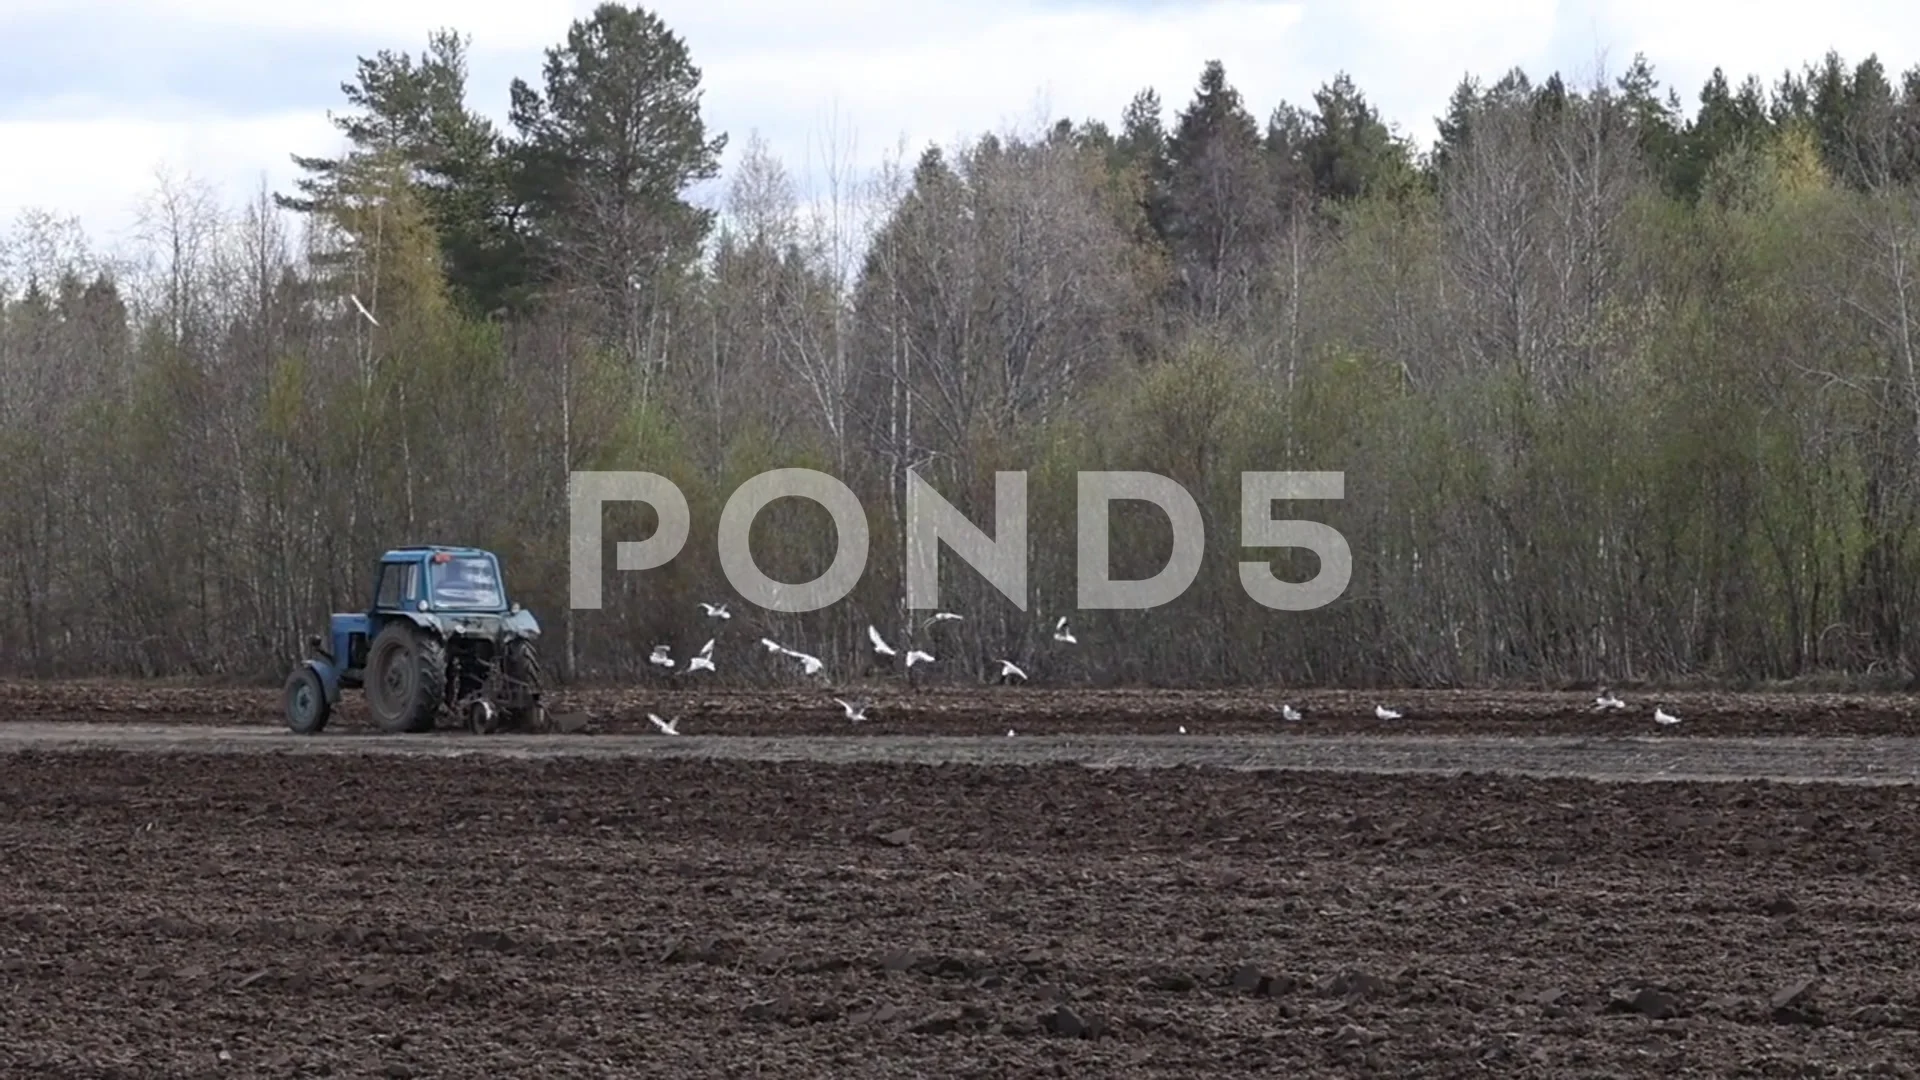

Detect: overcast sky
1,0,1913,256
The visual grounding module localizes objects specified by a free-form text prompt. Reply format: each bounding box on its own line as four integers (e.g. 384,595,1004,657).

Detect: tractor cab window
430,556,503,609
374,562,415,608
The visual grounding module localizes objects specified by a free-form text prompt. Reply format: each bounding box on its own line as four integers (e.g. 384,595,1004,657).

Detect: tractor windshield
429,556,504,610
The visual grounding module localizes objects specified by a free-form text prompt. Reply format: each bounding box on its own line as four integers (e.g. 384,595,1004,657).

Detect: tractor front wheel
364,623,447,733
499,637,544,731
284,666,331,735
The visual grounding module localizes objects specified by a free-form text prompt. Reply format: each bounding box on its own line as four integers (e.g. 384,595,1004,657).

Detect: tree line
3,2,1920,689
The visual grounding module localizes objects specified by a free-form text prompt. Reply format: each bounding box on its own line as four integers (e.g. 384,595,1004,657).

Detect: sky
0,0,1914,260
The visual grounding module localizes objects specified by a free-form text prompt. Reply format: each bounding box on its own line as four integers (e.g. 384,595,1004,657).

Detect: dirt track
8,678,1920,736
6,681,1920,1075
6,723,1920,785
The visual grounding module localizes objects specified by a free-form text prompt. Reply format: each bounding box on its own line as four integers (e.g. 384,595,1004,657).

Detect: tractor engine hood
410,607,541,640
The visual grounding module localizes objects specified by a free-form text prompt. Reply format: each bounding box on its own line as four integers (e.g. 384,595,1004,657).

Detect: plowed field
3,680,1919,1076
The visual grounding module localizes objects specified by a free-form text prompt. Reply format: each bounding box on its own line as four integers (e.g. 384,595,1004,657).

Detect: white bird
1052,616,1076,644
998,659,1027,682
904,649,934,667
1594,692,1626,710
1279,704,1302,721
1375,705,1401,720
1654,707,1679,725
1006,728,1015,737
647,712,679,735
349,293,378,327
698,601,731,620
1178,725,1187,734
833,697,868,721
922,612,963,629
684,638,716,673
868,624,896,657
783,647,824,676
648,644,674,668
756,637,823,675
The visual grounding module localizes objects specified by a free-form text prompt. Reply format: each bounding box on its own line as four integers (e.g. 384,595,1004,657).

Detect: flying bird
833,697,869,722
684,638,716,673
1654,707,1680,725
754,637,822,676
921,611,962,630
648,644,674,669
868,624,896,657
647,712,680,735
1052,616,1076,644
698,602,731,620
349,293,378,327
904,649,934,668
1375,705,1401,720
997,659,1027,682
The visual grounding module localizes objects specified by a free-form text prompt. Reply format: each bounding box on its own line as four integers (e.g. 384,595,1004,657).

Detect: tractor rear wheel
284,666,331,735
499,637,544,731
364,623,447,733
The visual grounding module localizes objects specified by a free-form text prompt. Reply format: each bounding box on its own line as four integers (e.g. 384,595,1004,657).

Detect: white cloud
1,0,1914,258
10,0,576,49
1585,0,1920,105
0,110,342,253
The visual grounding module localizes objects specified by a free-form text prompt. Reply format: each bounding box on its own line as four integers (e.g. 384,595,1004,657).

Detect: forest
3,2,1919,689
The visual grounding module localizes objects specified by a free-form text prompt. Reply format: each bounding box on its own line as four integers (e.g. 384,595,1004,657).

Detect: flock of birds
637,601,1082,736
627,599,1689,737
1261,690,1680,726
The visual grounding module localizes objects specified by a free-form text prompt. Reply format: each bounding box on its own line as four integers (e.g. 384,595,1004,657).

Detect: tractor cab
372,547,511,615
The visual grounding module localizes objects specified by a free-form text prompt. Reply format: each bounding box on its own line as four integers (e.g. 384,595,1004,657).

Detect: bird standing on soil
1594,691,1626,710
684,639,716,673
648,713,680,735
1278,704,1302,721
1654,707,1680,726
1375,705,1401,720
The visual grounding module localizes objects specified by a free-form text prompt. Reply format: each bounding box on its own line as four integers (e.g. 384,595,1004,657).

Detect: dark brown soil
4,745,1920,1076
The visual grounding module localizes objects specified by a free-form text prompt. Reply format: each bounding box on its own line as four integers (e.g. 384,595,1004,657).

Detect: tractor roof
380,545,497,561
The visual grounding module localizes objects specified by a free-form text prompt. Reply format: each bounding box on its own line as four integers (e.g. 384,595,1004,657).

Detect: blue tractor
283,546,545,735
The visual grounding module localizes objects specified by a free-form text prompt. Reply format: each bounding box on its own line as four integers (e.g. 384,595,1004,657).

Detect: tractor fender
301,657,343,704
501,608,541,639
